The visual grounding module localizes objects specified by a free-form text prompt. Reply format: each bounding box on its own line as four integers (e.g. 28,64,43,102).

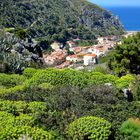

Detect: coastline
127,31,139,33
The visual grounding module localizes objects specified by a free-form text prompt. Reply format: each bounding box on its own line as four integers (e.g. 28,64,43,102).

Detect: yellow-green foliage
120,118,140,140
0,85,25,95
0,68,135,96
115,74,135,89
23,68,119,89
38,83,54,90
67,116,111,140
28,101,47,114
0,112,53,140
23,68,38,79
0,100,53,140
0,73,26,95
0,100,47,115
0,73,26,88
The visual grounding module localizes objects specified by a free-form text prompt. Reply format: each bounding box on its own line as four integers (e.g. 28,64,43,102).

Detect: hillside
0,68,139,139
0,0,125,43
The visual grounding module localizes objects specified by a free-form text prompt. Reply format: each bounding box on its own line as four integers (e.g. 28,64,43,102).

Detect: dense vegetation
0,30,44,73
108,32,140,76
1,1,140,139
0,68,140,139
0,0,124,45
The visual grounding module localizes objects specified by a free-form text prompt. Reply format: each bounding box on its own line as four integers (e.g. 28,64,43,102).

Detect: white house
67,41,76,48
66,55,78,62
97,37,105,44
51,41,62,50
83,54,97,66
88,47,105,57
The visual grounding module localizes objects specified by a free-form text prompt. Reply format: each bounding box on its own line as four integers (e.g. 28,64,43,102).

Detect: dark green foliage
15,27,28,39
0,0,124,44
82,85,118,104
109,32,140,76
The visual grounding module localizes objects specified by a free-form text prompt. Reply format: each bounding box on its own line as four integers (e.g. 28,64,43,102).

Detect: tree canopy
109,32,140,76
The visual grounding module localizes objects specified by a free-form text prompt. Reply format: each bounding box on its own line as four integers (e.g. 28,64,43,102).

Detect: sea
104,6,140,31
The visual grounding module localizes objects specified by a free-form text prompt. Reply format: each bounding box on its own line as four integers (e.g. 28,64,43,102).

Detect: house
66,55,78,62
55,61,72,69
88,47,105,57
69,47,82,54
51,41,63,50
83,54,97,66
67,41,76,48
97,37,107,44
43,49,67,66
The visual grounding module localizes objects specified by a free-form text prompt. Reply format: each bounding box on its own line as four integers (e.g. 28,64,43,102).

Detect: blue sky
89,0,140,7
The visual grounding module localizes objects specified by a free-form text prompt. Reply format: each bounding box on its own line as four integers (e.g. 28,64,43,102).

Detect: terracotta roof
68,55,77,58
67,41,75,45
77,53,86,57
96,48,104,52
73,47,82,52
84,54,97,57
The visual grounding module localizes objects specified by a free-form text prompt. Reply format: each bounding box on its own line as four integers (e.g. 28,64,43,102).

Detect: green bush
0,85,25,95
0,111,53,140
66,116,111,140
0,100,47,115
115,74,135,89
28,101,47,114
120,118,140,140
93,65,110,74
23,68,119,89
38,83,54,90
0,73,26,88
23,68,38,79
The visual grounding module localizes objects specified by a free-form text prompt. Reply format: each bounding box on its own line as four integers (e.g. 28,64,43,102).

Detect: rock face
0,0,125,41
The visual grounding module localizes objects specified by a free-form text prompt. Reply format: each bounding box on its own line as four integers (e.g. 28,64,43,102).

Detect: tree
109,33,140,76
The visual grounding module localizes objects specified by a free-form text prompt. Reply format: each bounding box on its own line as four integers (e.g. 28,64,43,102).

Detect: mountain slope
0,0,125,42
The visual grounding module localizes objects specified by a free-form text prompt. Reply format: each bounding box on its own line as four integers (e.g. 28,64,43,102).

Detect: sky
89,0,140,7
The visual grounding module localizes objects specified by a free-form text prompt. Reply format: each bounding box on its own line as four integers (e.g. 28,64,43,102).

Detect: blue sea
104,7,140,31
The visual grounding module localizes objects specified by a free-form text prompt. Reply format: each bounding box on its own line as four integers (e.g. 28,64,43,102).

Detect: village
43,32,135,70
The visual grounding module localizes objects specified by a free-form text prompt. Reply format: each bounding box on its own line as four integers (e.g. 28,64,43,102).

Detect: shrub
0,111,53,140
28,101,47,114
115,74,135,89
66,116,111,140
38,83,54,90
93,65,110,74
82,85,118,104
120,118,140,140
24,68,119,89
23,68,38,79
0,100,47,115
0,73,26,88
